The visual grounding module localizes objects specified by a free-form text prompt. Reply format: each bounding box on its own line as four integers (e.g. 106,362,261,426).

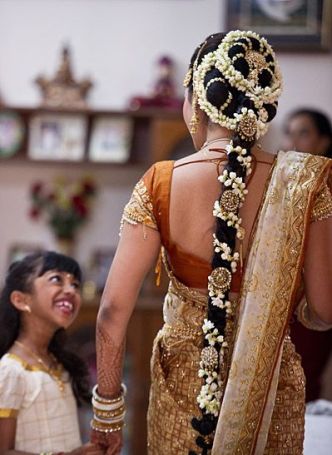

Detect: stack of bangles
91,383,127,433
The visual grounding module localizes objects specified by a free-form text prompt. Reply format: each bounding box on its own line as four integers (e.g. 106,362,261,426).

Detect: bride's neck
205,126,232,143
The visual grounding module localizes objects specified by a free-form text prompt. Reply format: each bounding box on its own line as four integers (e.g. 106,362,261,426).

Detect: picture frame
89,248,116,292
225,0,332,51
28,113,87,161
88,116,133,163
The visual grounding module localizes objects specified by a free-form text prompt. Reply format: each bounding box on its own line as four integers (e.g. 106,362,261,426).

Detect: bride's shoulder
252,146,276,165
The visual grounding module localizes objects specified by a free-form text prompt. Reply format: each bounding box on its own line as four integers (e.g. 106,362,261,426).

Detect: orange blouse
121,158,332,292
139,161,242,291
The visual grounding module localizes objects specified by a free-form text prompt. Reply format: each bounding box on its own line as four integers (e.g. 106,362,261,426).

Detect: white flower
202,319,214,334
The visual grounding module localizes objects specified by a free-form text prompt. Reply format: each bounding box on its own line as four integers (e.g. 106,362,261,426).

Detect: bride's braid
184,31,282,454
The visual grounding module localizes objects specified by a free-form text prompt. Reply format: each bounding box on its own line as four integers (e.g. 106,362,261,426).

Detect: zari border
120,180,157,233
212,152,332,454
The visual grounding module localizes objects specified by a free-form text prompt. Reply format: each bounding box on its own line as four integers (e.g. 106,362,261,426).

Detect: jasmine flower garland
196,140,251,419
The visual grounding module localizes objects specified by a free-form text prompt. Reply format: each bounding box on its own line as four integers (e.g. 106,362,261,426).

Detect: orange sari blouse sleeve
120,164,158,232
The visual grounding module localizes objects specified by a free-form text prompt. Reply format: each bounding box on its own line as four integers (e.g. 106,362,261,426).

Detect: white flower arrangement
192,30,283,140
196,136,253,418
213,235,240,272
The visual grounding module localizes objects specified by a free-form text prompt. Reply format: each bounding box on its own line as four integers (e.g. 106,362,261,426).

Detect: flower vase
56,237,74,256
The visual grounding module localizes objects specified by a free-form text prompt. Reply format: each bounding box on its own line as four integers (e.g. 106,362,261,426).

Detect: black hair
0,251,91,405
186,33,279,455
288,108,332,158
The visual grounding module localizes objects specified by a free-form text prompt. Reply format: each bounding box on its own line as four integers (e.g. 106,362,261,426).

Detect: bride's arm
303,215,332,325
96,223,161,399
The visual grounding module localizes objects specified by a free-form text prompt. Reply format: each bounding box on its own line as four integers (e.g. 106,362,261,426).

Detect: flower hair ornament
188,30,282,454
189,29,283,140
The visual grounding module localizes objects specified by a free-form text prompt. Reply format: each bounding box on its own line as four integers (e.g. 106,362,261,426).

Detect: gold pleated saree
122,151,332,455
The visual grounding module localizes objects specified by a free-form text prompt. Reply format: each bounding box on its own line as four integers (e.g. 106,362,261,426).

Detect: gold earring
189,93,199,134
24,305,32,314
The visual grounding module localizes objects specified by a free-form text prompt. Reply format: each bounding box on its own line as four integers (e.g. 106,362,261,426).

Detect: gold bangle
92,416,124,427
94,406,125,418
92,384,126,404
92,396,125,412
91,419,124,433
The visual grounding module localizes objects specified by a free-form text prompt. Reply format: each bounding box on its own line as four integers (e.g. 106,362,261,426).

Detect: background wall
0,0,332,281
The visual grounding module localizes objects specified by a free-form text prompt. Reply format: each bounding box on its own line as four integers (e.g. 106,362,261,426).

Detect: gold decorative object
189,93,199,134
237,226,246,240
246,50,268,84
201,346,219,372
237,113,257,141
210,267,232,293
35,45,93,109
220,190,240,213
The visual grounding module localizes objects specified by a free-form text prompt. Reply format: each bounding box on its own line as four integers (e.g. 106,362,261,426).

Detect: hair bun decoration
193,30,283,139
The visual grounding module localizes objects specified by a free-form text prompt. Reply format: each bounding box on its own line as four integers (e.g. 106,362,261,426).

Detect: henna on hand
96,322,125,398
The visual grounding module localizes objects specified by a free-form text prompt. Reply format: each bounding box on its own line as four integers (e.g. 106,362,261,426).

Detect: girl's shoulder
0,353,32,373
0,354,27,414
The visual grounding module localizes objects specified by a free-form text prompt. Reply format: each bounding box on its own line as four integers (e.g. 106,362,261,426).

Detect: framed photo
89,116,132,163
28,113,87,161
90,248,116,292
226,0,332,51
0,110,25,158
7,243,43,266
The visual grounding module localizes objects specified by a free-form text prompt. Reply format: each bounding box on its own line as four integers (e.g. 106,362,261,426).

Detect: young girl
0,251,103,454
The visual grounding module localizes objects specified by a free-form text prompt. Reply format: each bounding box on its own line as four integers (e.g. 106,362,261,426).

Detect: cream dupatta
212,151,332,455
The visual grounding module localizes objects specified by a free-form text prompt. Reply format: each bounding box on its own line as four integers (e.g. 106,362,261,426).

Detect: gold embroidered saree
122,151,332,455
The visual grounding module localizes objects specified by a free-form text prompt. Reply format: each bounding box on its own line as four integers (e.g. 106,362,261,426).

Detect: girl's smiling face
26,269,82,330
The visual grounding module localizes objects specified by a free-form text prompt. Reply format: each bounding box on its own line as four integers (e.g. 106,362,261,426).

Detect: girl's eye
71,281,81,290
50,274,62,283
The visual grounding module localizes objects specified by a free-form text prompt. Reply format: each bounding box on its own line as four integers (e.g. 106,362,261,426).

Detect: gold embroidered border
212,152,332,455
311,183,332,222
120,180,157,232
240,154,331,454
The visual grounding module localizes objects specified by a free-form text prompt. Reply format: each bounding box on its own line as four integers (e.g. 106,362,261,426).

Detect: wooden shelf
0,105,190,166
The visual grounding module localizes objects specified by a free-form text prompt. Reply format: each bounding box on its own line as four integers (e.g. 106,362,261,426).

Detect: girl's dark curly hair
0,251,91,405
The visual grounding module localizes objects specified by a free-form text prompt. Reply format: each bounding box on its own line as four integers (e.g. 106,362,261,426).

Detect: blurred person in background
284,108,332,158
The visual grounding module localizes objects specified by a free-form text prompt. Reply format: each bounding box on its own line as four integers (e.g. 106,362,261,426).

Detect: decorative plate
0,111,25,158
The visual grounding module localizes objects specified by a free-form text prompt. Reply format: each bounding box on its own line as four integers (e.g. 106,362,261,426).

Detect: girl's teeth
57,301,73,311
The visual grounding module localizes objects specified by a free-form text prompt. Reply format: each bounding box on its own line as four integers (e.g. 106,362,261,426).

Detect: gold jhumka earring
189,93,199,134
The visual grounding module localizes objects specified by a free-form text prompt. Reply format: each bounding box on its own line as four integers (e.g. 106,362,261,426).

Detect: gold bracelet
92,384,127,404
94,405,125,419
92,415,125,427
91,418,124,433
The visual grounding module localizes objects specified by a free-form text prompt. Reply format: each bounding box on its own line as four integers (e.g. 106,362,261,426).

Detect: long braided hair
184,31,282,454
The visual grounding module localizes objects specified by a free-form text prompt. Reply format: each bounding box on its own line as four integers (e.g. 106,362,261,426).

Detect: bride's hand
91,428,123,455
